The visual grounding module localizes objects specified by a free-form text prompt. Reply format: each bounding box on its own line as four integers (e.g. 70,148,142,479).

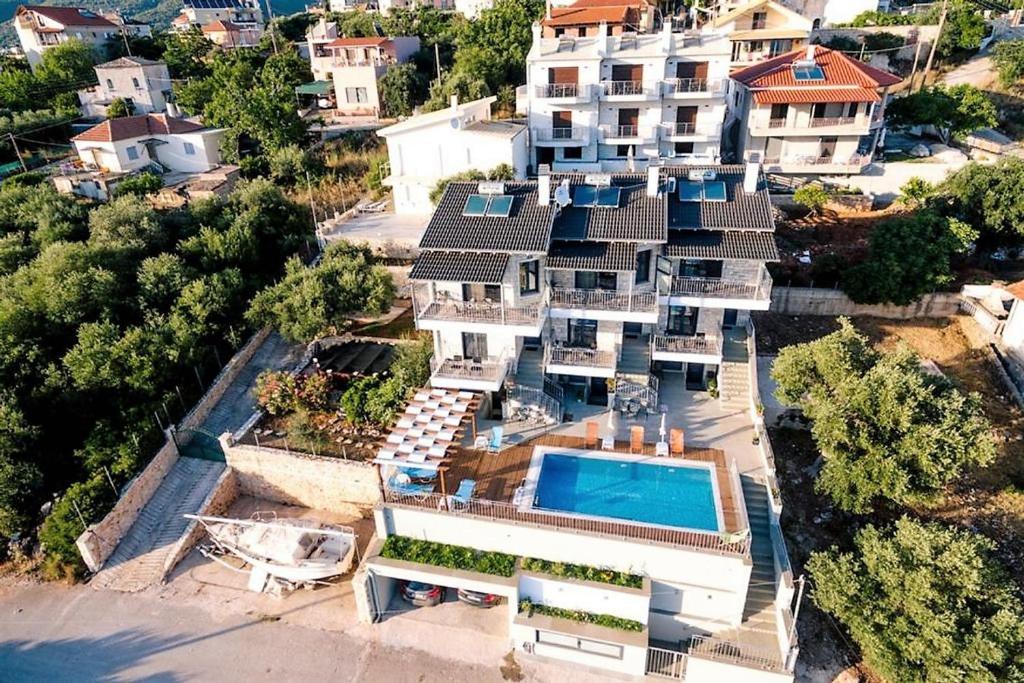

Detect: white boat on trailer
185,514,357,593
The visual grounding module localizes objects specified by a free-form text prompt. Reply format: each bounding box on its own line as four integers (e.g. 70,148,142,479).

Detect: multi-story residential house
201,19,262,48
78,57,172,117
539,0,654,38
728,45,901,175
171,0,263,32
522,20,731,172
377,96,529,215
305,19,420,119
14,5,149,70
362,162,796,682
706,0,811,67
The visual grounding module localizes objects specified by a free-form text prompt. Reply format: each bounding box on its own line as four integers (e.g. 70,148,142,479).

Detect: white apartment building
728,45,901,175
376,96,529,215
14,5,149,70
521,21,731,173
171,0,263,31
78,57,172,117
305,19,420,118
707,0,811,67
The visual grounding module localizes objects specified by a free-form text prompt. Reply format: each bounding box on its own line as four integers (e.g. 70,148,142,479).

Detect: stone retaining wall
220,437,382,511
770,287,961,319
161,467,239,579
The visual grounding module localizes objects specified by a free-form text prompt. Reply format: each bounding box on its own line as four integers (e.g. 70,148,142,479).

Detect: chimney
450,95,459,110
166,101,180,118
538,164,551,206
806,44,816,62
532,22,541,45
598,22,609,56
743,161,760,193
545,0,551,20
662,20,672,51
646,162,660,197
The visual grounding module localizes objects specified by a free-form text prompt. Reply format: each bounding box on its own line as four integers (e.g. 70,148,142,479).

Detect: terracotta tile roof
1004,280,1024,299
542,5,633,27
19,5,116,27
203,19,241,32
753,86,880,104
72,114,206,143
326,36,390,48
172,14,191,25
569,0,649,6
731,46,902,89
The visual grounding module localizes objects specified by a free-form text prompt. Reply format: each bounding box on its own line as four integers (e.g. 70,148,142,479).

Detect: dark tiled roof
548,240,637,271
667,166,774,231
409,250,509,283
666,230,780,262
420,181,554,253
551,175,667,243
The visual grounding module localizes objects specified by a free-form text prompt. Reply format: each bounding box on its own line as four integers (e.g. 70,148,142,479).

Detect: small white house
14,5,149,70
78,56,172,117
376,96,529,215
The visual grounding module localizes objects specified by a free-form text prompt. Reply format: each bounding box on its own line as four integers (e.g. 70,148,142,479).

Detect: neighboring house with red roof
202,19,261,48
728,44,901,175
13,5,149,69
53,114,225,200
540,0,654,38
172,0,263,34
304,19,420,119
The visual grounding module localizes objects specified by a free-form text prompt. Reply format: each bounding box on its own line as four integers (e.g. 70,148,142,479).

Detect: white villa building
356,161,797,682
376,96,529,215
14,5,150,70
304,19,421,120
520,18,731,172
727,45,901,175
78,57,172,117
706,0,812,67
171,0,263,33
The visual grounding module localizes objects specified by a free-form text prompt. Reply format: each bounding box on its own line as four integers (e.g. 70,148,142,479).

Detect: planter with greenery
520,558,644,590
518,599,644,633
379,536,518,577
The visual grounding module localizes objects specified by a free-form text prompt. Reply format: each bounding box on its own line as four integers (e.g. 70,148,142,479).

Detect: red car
401,581,443,606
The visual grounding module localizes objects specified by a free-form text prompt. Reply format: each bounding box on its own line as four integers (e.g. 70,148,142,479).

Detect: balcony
598,124,657,144
549,287,659,322
534,83,593,103
544,344,618,377
660,122,720,141
601,80,654,99
662,78,722,97
651,334,723,364
429,355,511,392
665,268,772,310
415,297,544,332
751,115,871,137
761,154,872,175
533,126,588,146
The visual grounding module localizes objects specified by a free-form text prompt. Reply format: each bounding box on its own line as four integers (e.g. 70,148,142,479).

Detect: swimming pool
532,451,721,532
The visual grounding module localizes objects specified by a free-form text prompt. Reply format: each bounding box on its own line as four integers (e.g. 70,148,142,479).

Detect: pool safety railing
381,489,751,557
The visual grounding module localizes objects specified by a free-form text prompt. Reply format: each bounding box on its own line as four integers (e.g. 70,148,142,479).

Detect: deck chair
450,479,476,509
584,421,599,449
670,429,685,457
630,426,644,454
488,426,504,452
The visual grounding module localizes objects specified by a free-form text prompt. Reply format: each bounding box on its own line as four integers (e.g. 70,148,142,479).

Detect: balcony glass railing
417,298,541,325
536,83,582,98
662,77,718,94
652,334,723,356
602,80,647,96
535,126,586,142
549,287,657,312
669,270,771,301
544,344,617,369
430,355,510,382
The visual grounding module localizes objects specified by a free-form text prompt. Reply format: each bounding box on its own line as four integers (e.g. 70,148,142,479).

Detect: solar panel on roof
463,194,488,216
679,181,703,202
793,65,825,81
596,187,621,208
486,195,514,217
573,186,598,207
703,181,727,202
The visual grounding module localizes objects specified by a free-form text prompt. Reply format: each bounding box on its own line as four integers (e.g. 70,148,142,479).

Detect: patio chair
630,426,644,454
451,479,476,508
670,428,685,457
584,421,599,449
601,435,615,451
488,426,504,452
656,441,669,457
387,474,434,498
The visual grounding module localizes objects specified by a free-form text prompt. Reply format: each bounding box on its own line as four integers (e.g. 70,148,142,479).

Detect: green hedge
521,558,643,589
380,536,517,577
519,599,644,632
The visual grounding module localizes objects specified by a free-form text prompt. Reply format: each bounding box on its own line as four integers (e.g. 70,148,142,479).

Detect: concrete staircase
718,329,750,411
514,348,544,388
617,338,652,383
91,457,225,592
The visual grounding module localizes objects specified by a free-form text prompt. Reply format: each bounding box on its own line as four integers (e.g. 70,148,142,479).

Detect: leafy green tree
842,211,974,305
454,0,542,92
105,97,134,118
168,269,246,350
267,144,309,185
137,253,193,313
793,184,830,215
87,196,166,252
863,31,903,52
35,40,98,95
423,69,490,112
939,157,1024,238
0,183,88,248
898,176,934,208
272,13,320,42
0,393,41,538
112,171,162,197
938,4,988,58
327,10,379,37
809,517,1024,681
993,39,1024,89
38,475,115,578
246,241,395,343
163,27,214,79
378,63,428,117
0,68,38,112
887,85,998,143
821,35,860,52
772,319,995,512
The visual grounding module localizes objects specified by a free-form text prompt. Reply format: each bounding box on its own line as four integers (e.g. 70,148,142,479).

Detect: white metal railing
544,344,617,369
602,80,647,96
688,636,787,672
662,77,719,94
549,287,657,312
646,647,687,679
808,116,858,128
762,154,870,169
417,297,541,326
430,355,510,382
669,270,772,301
652,334,723,357
663,121,696,136
382,490,751,556
536,82,584,99
504,382,563,424
534,126,586,142
767,118,787,129
599,123,644,138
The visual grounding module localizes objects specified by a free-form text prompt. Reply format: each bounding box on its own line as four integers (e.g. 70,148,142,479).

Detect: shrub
364,376,406,426
793,184,830,215
863,32,903,52
898,176,934,208
339,375,379,424
380,536,517,576
518,599,644,632
429,164,516,204
113,171,163,198
809,517,1024,681
521,557,643,588
254,370,298,415
38,475,116,579
296,370,332,412
105,97,134,118
821,35,861,52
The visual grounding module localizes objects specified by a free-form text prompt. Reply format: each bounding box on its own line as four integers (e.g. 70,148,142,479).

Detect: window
562,146,582,160
519,260,539,295
752,10,767,29
184,141,196,155
345,87,368,103
674,141,694,155
132,77,140,88
575,271,616,290
105,78,113,89
126,146,139,160
636,249,651,284
615,144,631,157
792,64,825,80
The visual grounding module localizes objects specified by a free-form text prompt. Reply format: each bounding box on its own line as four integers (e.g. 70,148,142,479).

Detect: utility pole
264,0,280,55
434,43,442,82
909,38,924,92
8,133,27,172
922,0,949,89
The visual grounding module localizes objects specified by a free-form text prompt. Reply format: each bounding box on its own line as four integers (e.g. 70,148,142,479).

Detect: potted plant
707,377,718,399
606,377,617,408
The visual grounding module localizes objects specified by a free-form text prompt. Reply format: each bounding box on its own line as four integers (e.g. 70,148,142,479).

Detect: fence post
194,366,204,391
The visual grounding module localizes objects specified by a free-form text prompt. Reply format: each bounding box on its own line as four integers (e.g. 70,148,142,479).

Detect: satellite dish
554,179,572,208
450,118,461,130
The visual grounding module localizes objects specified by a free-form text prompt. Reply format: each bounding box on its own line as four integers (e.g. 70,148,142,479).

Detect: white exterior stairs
718,329,750,411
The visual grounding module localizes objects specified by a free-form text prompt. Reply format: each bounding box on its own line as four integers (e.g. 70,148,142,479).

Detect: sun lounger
451,479,476,507
584,421,599,449
670,429,685,457
388,475,433,497
488,426,504,452
630,426,644,454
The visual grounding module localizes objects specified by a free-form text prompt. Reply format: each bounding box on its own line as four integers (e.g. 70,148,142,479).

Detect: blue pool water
534,453,720,531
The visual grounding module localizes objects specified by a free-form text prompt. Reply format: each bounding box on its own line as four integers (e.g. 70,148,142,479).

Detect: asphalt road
0,583,536,682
